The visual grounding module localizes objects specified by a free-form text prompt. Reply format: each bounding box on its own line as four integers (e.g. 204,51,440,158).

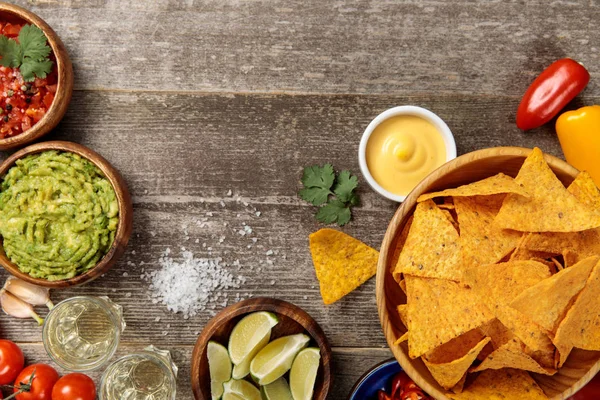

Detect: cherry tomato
516,58,590,130
391,371,412,398
402,390,426,400
0,340,24,385
13,364,60,400
51,373,96,400
378,390,392,400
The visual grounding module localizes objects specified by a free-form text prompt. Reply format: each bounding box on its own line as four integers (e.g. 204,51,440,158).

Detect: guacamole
0,151,119,281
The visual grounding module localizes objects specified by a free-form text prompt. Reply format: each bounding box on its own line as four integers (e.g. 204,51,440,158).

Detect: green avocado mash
0,151,119,281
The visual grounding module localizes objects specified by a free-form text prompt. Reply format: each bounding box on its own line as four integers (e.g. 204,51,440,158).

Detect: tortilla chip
395,332,409,345
471,338,556,375
397,304,408,327
425,328,487,363
423,336,491,390
404,275,494,358
494,147,600,232
309,229,379,305
520,172,600,260
399,279,407,294
448,368,548,400
554,257,600,367
510,256,598,332
417,173,530,202
464,260,554,354
394,200,461,282
479,318,514,349
550,257,564,272
442,209,460,231
451,373,467,394
390,215,413,277
455,195,522,271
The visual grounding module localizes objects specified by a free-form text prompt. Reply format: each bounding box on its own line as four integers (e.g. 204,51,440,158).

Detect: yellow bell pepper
556,105,600,186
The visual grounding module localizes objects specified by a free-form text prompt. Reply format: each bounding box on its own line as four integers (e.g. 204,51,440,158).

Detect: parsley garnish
0,25,53,82
299,164,360,226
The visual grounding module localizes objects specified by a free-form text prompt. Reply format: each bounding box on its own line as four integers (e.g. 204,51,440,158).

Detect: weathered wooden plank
7,0,600,95
0,91,580,347
4,344,392,399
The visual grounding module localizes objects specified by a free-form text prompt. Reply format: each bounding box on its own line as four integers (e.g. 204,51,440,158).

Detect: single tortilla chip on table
454,195,522,271
308,228,379,305
417,173,530,202
553,257,600,367
470,338,556,375
394,200,461,282
464,261,555,357
448,368,548,400
510,256,598,333
494,147,600,232
423,335,491,390
521,172,600,262
404,275,494,358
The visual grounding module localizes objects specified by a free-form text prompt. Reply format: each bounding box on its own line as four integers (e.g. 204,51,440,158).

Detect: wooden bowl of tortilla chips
377,146,600,400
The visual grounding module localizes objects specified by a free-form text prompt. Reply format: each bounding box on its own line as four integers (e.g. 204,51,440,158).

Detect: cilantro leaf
298,187,330,206
301,164,335,190
20,58,52,82
18,25,51,62
0,36,21,68
333,170,358,203
316,199,352,226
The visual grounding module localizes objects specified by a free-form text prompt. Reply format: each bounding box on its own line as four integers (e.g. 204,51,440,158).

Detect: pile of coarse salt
143,248,245,318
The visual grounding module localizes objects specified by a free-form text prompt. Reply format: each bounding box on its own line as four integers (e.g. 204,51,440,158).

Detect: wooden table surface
0,1,599,398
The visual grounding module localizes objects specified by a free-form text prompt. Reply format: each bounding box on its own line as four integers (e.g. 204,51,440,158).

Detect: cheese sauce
366,115,446,197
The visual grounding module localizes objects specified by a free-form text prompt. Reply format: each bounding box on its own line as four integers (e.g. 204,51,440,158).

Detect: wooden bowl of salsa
0,3,73,150
0,141,133,288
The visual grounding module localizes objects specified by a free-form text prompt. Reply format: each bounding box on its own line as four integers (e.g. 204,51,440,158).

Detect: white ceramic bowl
358,106,457,202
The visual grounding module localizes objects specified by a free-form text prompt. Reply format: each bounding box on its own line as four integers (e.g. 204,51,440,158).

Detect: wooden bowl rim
0,2,74,150
0,140,133,288
375,146,598,400
190,297,333,400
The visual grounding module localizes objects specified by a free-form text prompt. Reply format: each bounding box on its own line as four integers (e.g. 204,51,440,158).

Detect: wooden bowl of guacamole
0,141,133,288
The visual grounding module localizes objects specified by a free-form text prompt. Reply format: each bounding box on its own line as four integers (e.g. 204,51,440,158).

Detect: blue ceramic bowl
348,358,403,400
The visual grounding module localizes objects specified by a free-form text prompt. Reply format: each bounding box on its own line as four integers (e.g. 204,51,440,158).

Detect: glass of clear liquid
100,346,178,400
43,296,125,371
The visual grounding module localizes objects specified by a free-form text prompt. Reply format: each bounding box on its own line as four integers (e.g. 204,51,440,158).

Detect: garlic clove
4,276,53,309
0,289,44,325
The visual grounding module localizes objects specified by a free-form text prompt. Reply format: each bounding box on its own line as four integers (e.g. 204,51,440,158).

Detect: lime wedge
290,348,321,400
222,379,261,400
261,377,294,400
250,333,310,385
208,341,232,400
232,356,252,380
229,312,279,367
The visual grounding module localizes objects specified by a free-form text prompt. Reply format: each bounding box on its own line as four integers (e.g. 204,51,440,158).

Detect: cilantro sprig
299,164,360,226
0,25,53,82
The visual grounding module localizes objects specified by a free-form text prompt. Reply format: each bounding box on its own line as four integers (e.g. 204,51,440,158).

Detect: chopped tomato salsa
0,22,57,139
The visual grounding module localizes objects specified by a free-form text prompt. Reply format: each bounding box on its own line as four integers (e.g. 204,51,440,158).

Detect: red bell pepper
516,58,589,130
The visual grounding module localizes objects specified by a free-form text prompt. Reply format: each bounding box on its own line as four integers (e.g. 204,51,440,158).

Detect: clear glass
100,346,178,400
42,296,125,371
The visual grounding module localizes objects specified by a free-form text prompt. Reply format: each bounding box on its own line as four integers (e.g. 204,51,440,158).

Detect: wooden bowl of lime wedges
191,297,333,400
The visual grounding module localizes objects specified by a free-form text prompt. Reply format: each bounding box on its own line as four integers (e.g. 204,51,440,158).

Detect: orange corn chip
423,336,491,390
465,260,554,354
395,332,409,345
309,229,379,305
455,195,522,271
404,275,493,358
390,215,413,277
494,148,600,232
394,200,461,282
554,257,600,367
471,338,556,375
451,373,467,394
425,328,487,363
417,173,530,202
510,256,598,332
479,318,514,349
448,368,548,400
521,172,600,260
397,304,408,327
